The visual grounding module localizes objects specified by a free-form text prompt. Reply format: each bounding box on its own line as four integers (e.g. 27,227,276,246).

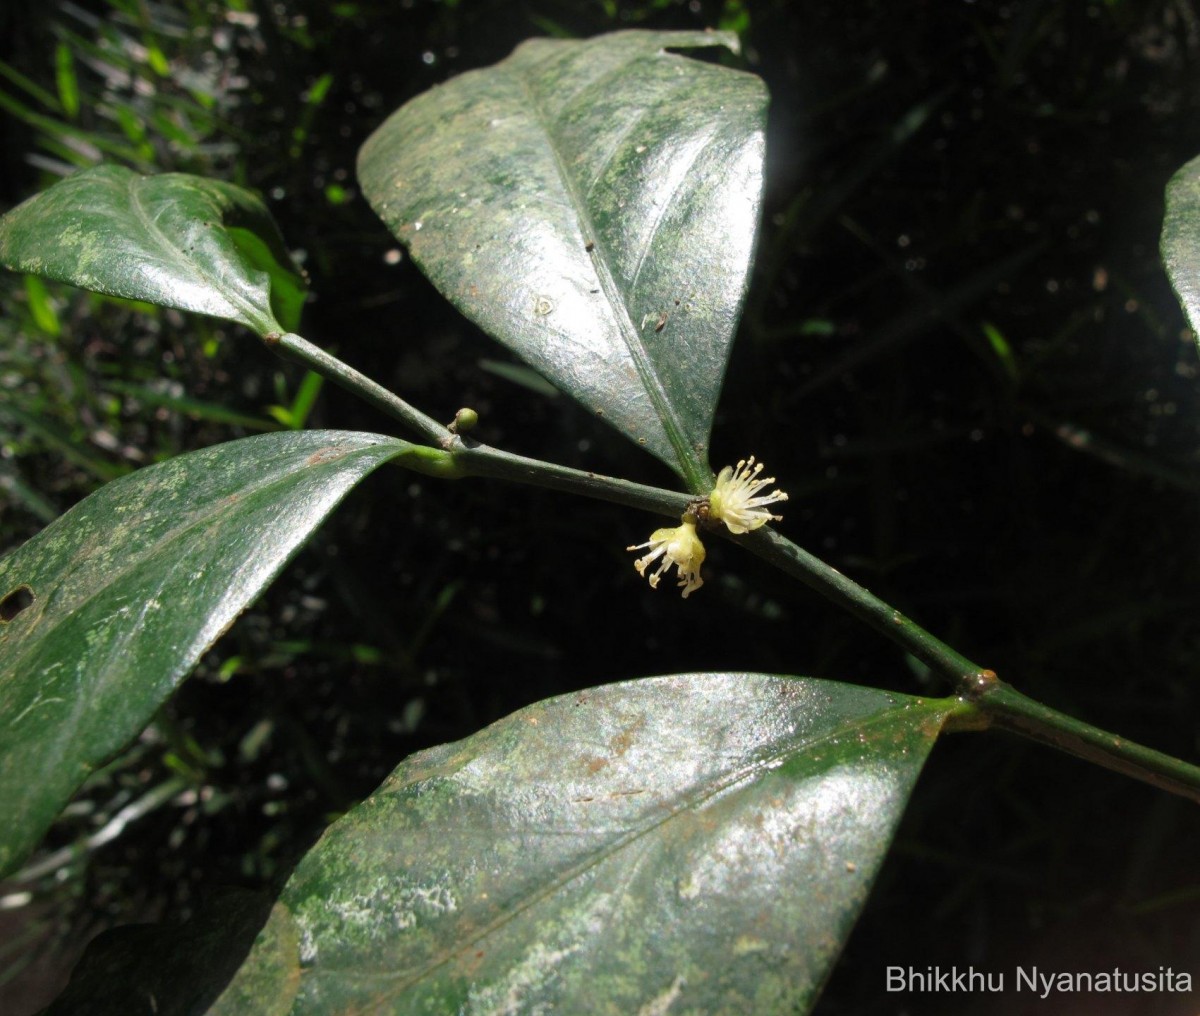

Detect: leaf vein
320,700,936,1004
503,65,707,488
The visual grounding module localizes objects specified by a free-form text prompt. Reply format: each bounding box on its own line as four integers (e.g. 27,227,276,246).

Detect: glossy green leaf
214,673,954,1014
1162,152,1200,337
0,164,306,335
358,31,767,490
0,430,412,877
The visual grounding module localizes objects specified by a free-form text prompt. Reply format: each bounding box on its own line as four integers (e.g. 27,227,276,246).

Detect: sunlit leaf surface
359,31,767,488
214,673,952,1013
1162,152,1200,339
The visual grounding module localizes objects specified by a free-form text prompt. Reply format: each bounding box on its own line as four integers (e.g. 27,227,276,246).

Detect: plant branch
450,438,692,517
257,334,1200,803
260,332,692,513
263,327,982,677
961,673,1200,804
738,525,985,683
738,527,1200,802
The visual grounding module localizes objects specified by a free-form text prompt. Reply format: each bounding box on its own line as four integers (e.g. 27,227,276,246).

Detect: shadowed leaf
0,431,413,876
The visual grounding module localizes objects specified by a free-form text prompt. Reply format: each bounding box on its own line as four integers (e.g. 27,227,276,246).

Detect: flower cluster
628,457,788,597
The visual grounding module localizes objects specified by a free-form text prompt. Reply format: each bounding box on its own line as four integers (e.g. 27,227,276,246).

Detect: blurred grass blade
290,72,334,156
145,42,170,78
1029,410,1200,492
267,370,325,429
0,466,59,525
794,235,1045,396
477,357,561,398
0,88,146,166
0,404,127,483
0,59,64,113
22,275,62,337
54,42,81,119
748,92,944,332
101,380,281,431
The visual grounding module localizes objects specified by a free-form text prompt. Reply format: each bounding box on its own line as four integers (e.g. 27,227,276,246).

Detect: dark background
1,1,1198,1012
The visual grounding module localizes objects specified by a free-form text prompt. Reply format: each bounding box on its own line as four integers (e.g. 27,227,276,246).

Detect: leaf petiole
266,332,449,443
262,331,693,513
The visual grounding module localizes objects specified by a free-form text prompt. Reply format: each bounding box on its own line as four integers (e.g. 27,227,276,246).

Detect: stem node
959,668,1000,700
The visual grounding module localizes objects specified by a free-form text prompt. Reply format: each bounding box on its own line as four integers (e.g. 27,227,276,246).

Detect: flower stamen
707,456,788,534
626,518,706,598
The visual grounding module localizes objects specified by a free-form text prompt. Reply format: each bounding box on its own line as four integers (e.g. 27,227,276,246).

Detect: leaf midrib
316,694,943,1003
506,56,709,491
122,172,275,334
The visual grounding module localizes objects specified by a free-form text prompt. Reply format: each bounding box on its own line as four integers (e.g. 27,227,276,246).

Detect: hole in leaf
1,585,34,622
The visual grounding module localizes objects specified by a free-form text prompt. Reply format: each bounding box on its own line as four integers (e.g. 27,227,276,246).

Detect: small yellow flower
627,518,706,598
708,456,788,534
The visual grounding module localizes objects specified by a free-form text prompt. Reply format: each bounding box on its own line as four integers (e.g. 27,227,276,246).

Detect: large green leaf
0,431,412,877
0,164,306,335
210,673,953,1014
358,31,767,490
1163,152,1200,337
